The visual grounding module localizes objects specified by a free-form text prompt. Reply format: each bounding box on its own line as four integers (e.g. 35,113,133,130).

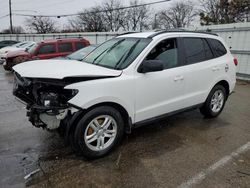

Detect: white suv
13,31,237,158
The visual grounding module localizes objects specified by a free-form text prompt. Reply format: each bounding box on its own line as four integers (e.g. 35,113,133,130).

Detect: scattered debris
24,169,41,180
116,152,122,168
238,159,245,163
215,136,222,141
237,170,250,176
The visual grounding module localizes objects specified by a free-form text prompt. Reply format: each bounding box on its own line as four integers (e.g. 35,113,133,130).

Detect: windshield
13,42,27,47
27,43,38,54
22,42,35,49
67,45,97,60
83,38,151,70
13,41,34,48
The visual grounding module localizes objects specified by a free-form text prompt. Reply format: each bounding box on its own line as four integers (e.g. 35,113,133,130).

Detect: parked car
13,31,237,159
0,41,35,64
0,40,19,49
56,45,97,61
3,38,90,70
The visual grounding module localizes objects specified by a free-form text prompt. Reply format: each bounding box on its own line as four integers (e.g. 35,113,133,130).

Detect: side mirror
138,60,164,73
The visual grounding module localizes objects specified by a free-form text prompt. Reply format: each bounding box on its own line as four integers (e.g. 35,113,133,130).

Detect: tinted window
75,42,85,50
183,38,206,64
146,38,178,69
58,43,73,52
38,44,56,54
203,39,214,60
208,38,227,57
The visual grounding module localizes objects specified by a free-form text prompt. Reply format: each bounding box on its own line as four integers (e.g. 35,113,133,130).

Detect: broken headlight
39,89,78,108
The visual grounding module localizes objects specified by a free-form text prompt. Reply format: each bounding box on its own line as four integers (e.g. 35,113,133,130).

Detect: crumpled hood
13,59,122,79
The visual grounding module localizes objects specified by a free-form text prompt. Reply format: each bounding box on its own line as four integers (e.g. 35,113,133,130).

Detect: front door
135,38,186,123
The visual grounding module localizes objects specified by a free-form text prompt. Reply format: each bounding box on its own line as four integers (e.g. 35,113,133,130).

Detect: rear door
180,37,223,107
58,42,73,57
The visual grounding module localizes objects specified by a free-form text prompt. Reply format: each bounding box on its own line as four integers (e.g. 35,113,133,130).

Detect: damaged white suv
13,31,237,158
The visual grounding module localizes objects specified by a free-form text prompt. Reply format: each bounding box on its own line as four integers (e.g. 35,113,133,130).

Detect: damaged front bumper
13,72,79,130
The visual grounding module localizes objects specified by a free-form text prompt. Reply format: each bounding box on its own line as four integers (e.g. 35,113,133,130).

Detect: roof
118,30,218,39
117,32,156,38
41,38,87,43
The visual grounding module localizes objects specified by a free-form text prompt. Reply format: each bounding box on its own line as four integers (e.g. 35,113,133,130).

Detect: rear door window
58,43,73,52
37,44,56,54
207,38,227,57
183,38,206,64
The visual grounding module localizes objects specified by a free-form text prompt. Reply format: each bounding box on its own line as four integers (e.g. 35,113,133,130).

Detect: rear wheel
74,106,124,159
200,85,227,118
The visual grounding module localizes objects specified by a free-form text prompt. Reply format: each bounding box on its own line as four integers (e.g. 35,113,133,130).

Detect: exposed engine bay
13,72,79,130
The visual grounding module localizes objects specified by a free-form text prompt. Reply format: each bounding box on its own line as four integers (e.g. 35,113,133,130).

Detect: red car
3,38,90,71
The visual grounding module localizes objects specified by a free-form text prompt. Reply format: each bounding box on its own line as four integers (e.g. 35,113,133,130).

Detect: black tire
74,106,124,159
200,85,227,118
63,112,83,155
3,64,11,71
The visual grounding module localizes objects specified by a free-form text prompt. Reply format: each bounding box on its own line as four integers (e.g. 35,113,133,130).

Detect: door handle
174,75,184,81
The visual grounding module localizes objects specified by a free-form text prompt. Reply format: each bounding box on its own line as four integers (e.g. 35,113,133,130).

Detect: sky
0,0,198,31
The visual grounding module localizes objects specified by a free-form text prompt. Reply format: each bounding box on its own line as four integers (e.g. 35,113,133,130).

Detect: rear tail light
233,58,238,66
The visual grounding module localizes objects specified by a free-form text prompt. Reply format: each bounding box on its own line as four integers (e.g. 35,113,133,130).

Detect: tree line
1,0,249,34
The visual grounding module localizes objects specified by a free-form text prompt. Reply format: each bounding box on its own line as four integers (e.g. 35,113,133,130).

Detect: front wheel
200,85,227,118
74,106,124,159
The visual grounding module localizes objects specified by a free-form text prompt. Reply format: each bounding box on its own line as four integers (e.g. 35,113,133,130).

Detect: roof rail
118,32,139,36
55,36,83,40
147,29,218,38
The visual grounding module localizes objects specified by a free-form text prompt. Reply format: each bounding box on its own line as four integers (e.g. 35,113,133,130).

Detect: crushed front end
13,72,78,130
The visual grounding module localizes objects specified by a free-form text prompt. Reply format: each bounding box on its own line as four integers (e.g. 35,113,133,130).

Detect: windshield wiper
114,39,140,70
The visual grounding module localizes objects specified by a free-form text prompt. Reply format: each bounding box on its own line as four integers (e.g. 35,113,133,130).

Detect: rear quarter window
58,43,73,52
207,38,227,57
75,42,86,50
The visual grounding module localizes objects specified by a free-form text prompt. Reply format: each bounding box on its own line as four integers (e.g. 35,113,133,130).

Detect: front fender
65,75,135,122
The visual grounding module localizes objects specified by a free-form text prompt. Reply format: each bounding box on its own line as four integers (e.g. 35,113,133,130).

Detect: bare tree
199,0,250,25
25,16,57,33
1,26,25,34
67,0,151,32
68,7,108,32
158,1,196,29
122,0,150,31
199,0,225,25
102,0,124,32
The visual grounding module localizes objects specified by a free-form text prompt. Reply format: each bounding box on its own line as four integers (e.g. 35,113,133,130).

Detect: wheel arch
214,80,230,99
66,101,132,141
85,102,132,133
